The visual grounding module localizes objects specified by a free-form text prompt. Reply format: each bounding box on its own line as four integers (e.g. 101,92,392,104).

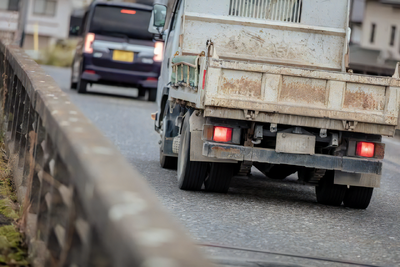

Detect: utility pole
14,0,29,47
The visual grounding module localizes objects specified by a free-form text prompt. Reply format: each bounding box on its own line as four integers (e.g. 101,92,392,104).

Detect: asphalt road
43,65,400,267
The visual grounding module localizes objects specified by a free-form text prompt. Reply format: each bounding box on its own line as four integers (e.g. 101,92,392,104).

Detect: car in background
70,1,163,101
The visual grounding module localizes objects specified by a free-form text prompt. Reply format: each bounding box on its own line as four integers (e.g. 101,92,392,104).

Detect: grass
0,147,30,266
35,39,77,68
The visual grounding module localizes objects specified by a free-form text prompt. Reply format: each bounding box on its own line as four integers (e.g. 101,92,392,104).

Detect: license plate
276,133,316,155
112,50,134,62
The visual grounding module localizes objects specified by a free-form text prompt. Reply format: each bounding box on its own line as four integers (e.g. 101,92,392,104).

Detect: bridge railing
0,41,212,267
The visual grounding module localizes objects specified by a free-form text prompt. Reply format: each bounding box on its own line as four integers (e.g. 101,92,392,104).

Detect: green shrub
36,39,78,67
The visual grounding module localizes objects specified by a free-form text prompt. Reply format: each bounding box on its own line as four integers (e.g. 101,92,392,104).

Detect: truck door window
171,0,182,30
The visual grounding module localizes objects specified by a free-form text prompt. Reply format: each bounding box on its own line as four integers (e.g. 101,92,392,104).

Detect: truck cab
149,0,400,209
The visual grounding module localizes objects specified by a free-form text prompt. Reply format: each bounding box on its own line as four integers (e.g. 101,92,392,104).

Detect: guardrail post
18,98,32,168
10,82,26,155
5,75,16,132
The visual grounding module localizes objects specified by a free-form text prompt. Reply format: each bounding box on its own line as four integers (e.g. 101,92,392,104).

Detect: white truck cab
149,0,400,209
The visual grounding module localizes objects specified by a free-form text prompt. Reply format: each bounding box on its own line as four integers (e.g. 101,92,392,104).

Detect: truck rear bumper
203,142,382,175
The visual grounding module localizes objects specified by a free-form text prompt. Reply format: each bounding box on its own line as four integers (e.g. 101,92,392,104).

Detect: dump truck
149,0,400,209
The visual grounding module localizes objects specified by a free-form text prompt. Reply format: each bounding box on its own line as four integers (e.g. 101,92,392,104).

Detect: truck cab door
157,0,183,105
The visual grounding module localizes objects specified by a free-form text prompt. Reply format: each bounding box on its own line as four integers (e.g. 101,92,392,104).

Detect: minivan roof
89,0,152,11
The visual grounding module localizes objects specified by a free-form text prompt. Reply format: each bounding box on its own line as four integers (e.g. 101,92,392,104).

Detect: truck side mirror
148,4,167,34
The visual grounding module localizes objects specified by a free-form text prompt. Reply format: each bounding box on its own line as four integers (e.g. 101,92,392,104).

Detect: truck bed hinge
343,121,358,131
243,110,259,120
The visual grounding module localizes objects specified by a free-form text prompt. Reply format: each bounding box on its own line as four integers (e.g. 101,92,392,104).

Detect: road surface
43,65,400,267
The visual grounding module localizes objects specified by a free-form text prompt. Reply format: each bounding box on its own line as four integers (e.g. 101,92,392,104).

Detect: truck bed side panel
203,60,399,126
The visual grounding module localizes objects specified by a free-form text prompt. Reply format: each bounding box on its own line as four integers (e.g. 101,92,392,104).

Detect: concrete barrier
0,41,212,267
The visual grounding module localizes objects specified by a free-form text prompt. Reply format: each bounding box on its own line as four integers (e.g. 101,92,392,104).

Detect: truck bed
169,58,400,136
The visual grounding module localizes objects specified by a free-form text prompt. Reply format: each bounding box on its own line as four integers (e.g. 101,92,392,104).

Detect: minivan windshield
89,5,154,41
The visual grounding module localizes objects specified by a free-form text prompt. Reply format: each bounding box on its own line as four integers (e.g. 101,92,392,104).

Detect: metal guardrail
0,41,213,267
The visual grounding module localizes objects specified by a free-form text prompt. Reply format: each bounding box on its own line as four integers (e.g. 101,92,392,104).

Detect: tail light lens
121,9,136,15
213,127,233,143
84,33,95,54
154,41,164,62
356,142,375,158
84,70,95,74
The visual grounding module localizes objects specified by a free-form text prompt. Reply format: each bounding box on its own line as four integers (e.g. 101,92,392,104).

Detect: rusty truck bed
195,59,400,136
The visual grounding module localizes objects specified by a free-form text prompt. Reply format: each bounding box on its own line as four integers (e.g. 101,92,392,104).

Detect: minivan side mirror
148,4,167,34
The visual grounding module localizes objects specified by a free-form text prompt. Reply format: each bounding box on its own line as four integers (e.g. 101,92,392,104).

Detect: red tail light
84,33,95,54
84,70,95,74
213,127,233,143
356,142,375,158
154,41,164,62
146,77,157,81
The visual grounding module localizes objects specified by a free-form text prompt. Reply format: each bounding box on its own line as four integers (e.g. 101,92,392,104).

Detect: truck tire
177,113,208,190
205,163,234,193
160,147,177,169
77,78,87,94
343,186,373,209
159,103,178,169
315,171,347,206
265,165,297,180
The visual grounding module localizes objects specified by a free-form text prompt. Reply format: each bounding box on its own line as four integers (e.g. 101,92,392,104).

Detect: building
350,0,400,76
0,0,90,52
0,0,20,42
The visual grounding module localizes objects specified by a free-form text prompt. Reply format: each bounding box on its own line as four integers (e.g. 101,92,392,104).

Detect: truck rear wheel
343,186,373,209
177,113,208,190
205,163,234,193
315,171,347,206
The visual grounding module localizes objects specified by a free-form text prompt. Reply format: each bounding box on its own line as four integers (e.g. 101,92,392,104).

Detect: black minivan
70,1,162,101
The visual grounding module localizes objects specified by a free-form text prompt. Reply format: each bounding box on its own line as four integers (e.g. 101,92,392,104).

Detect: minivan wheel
148,88,157,102
70,81,77,90
177,113,208,191
77,78,88,94
70,68,77,89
